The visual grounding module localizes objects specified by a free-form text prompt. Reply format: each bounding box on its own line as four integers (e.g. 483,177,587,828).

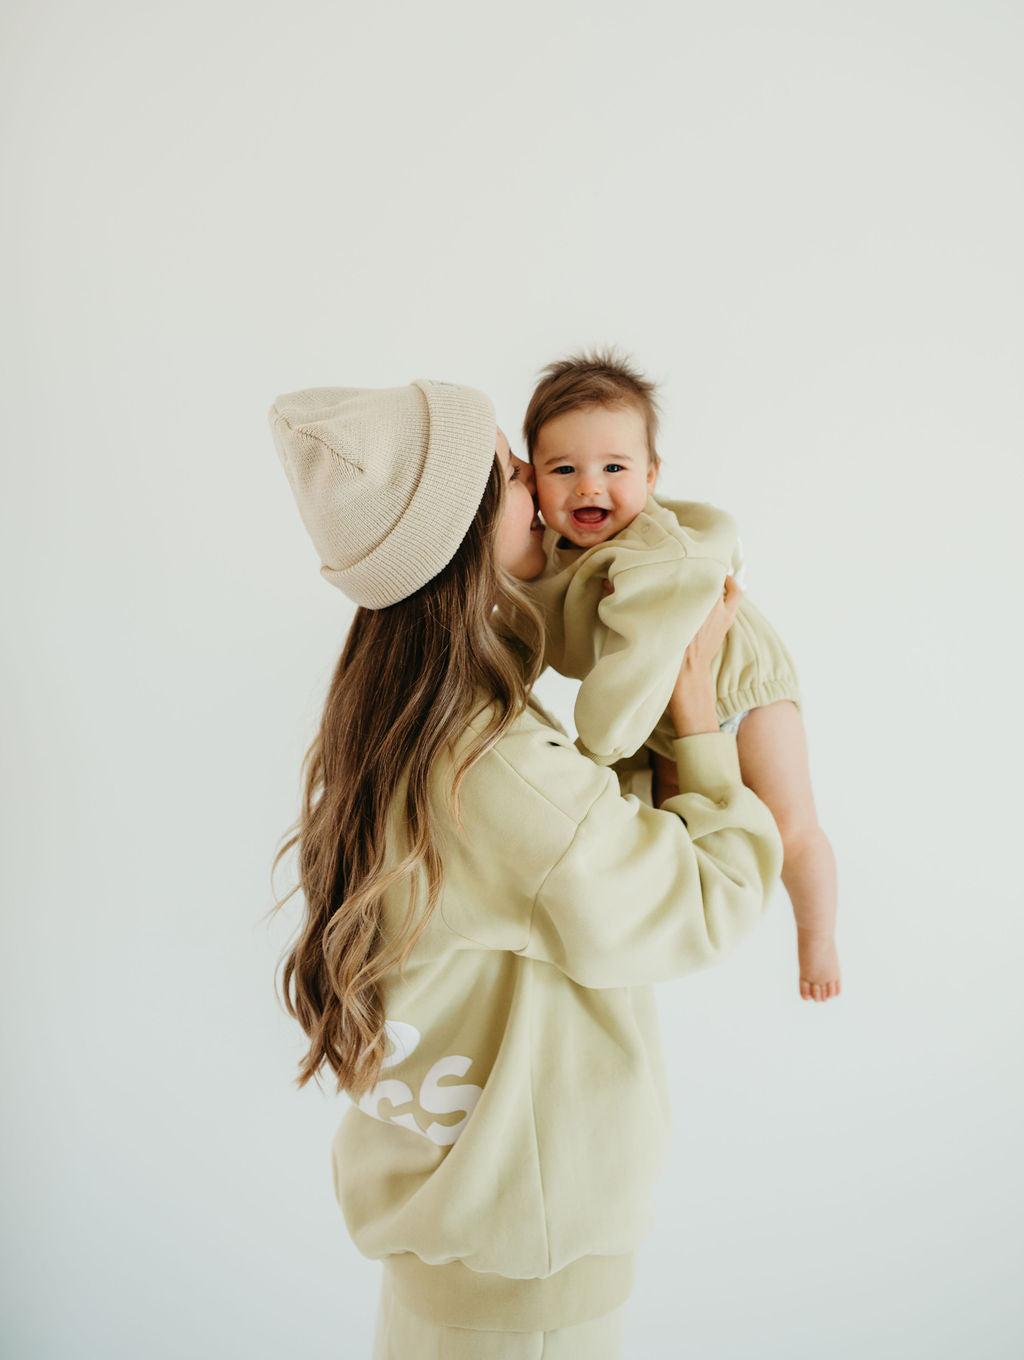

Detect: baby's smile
571,507,611,528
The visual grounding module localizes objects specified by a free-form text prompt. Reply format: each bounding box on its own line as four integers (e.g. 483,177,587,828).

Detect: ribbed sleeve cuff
671,731,742,802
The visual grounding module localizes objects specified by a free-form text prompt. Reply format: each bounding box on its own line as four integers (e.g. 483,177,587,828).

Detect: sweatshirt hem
383,1250,637,1332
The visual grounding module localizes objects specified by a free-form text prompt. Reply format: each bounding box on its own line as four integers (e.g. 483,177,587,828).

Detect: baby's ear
647,455,661,489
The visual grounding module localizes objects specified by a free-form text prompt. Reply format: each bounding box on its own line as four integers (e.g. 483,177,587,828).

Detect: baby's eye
553,465,574,475
605,464,624,473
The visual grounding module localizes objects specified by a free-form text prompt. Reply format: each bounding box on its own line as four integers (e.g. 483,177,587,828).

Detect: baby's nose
574,472,602,496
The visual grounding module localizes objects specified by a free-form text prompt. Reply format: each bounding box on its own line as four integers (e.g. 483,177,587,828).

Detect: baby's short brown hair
523,348,661,465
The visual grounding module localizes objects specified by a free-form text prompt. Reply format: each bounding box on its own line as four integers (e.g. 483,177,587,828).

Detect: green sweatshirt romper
525,494,802,765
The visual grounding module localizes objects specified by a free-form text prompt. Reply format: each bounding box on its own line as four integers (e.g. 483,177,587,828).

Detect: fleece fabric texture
525,495,803,765
331,692,784,1333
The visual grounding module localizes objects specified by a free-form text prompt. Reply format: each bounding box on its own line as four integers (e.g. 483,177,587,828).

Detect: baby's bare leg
735,700,840,1002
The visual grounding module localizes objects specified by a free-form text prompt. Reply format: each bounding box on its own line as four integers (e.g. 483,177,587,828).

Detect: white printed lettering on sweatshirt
357,1020,483,1147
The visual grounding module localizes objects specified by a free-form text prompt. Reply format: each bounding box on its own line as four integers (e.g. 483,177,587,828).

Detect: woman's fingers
722,574,742,620
686,575,743,665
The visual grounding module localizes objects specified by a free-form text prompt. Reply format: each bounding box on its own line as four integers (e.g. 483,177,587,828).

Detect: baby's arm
736,701,839,1001
573,509,742,764
574,550,732,765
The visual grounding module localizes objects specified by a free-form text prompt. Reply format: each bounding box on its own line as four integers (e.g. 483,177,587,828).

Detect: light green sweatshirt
331,692,784,1332
526,495,803,765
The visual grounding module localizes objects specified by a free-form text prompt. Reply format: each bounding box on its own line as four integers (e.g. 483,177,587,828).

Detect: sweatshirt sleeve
518,730,784,990
574,551,731,766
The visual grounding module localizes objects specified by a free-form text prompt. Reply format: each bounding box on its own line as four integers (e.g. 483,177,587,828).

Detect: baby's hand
602,577,614,595
798,933,842,1002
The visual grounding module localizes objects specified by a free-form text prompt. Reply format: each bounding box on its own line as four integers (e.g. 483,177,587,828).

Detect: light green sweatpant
371,1269,629,1359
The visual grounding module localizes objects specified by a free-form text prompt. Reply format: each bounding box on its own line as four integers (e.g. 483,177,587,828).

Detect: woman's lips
572,507,610,527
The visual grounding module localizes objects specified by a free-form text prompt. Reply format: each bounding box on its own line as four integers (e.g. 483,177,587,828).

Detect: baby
523,350,840,1003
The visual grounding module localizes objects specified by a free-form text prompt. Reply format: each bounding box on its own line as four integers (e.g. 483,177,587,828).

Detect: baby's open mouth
572,507,610,527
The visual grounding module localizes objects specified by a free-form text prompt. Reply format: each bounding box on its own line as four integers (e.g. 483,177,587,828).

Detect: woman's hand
685,573,742,667
667,575,742,738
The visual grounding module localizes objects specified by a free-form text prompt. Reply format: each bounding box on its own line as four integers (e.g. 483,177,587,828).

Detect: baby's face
532,403,658,547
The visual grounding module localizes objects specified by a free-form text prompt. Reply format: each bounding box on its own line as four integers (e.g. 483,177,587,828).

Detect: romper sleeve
565,498,740,768
573,551,730,767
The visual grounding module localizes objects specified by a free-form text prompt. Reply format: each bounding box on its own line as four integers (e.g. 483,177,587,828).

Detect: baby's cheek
534,478,561,519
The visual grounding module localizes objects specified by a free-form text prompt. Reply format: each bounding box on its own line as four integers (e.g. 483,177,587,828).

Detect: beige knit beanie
268,378,497,608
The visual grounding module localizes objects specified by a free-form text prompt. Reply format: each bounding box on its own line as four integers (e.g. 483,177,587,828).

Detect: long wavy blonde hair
271,458,544,1099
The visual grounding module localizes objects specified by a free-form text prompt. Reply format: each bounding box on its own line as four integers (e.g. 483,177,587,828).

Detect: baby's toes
800,978,812,1000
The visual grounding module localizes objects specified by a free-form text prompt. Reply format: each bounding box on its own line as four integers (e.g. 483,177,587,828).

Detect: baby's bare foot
798,932,841,1002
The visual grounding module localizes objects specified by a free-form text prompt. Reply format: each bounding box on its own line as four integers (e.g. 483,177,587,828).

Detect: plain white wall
2,0,1022,1356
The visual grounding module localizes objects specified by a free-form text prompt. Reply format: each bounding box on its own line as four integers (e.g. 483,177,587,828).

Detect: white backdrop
3,1,1022,1356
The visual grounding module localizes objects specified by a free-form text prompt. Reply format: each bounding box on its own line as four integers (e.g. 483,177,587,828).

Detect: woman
269,377,783,1358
